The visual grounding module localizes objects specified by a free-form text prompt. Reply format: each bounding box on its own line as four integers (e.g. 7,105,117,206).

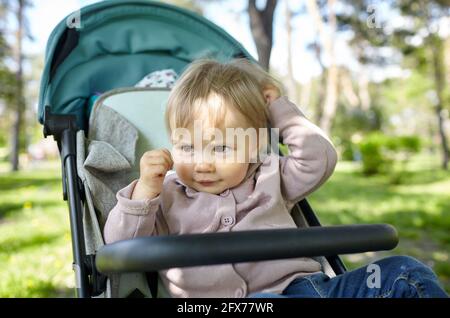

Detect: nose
194,162,215,173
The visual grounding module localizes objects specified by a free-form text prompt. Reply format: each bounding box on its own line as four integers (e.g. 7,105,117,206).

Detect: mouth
196,180,217,187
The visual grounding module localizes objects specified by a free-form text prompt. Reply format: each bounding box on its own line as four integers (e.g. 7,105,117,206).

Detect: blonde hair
164,59,283,139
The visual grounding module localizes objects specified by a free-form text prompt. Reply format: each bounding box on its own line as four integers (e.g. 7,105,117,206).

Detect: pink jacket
103,96,338,298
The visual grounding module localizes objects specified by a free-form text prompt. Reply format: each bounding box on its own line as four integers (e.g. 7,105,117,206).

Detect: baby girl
104,59,447,298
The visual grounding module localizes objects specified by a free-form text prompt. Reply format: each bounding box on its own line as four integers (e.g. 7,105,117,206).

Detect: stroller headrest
90,87,171,172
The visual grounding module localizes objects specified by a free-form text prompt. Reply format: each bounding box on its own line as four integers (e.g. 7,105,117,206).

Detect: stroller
38,0,398,298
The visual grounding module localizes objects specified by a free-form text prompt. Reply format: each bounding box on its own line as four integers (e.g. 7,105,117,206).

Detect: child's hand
132,148,173,200
263,84,281,104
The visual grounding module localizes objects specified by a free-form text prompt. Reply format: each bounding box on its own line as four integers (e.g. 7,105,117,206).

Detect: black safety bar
96,224,398,274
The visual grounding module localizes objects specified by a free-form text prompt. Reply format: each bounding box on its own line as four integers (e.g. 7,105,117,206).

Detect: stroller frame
44,108,101,297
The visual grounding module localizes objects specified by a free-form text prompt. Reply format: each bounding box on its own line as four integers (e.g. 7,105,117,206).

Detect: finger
142,155,168,167
159,148,174,169
143,164,168,177
144,149,169,158
143,149,173,169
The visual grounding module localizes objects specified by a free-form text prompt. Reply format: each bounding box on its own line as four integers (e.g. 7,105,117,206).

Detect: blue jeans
250,256,448,298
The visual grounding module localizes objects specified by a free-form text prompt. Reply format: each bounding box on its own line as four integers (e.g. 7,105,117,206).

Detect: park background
0,0,449,297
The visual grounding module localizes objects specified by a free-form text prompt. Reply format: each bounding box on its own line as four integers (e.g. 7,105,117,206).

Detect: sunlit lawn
0,161,74,297
0,155,449,297
310,155,450,293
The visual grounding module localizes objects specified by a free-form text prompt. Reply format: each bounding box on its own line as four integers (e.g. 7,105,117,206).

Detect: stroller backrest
80,87,174,229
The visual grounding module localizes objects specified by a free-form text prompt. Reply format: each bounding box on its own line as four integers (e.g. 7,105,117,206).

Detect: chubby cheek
217,163,249,187
174,163,194,182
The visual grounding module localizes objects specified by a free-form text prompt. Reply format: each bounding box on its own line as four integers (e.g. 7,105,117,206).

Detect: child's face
170,96,259,195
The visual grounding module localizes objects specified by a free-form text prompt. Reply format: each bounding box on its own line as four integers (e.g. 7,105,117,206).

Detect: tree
7,0,32,171
306,0,339,135
283,0,304,105
0,2,17,149
194,1,278,71
429,33,449,169
337,0,449,169
248,0,278,70
284,0,297,103
0,3,16,104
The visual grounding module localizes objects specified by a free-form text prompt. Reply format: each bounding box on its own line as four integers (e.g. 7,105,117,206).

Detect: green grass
0,162,74,297
309,158,450,293
0,156,449,297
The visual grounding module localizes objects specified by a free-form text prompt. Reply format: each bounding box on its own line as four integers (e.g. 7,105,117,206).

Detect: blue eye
180,145,194,153
214,145,231,153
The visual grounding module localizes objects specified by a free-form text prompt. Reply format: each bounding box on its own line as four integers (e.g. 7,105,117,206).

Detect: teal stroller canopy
38,0,254,129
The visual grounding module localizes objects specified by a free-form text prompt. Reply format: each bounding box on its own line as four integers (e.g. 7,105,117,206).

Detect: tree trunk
431,35,449,170
358,71,371,110
300,81,312,113
284,1,298,104
340,70,359,108
320,64,339,134
306,0,339,135
248,0,278,70
313,38,325,124
10,0,25,172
